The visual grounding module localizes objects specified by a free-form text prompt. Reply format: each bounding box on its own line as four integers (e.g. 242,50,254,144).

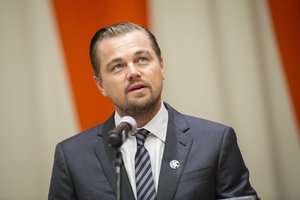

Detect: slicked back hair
89,22,162,79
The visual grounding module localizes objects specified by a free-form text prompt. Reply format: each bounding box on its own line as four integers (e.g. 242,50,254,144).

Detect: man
49,22,258,200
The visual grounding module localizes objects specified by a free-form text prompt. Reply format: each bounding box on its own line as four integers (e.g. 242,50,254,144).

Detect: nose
127,63,141,80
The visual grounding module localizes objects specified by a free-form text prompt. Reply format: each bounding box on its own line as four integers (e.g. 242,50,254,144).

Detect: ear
160,58,165,80
93,76,107,96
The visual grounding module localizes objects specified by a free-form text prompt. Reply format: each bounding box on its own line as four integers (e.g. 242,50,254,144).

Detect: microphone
107,116,137,148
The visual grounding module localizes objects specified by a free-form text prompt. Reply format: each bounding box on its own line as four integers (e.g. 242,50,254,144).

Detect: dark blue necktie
135,129,156,200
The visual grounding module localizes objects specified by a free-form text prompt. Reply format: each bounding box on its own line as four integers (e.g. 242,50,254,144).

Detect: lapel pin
169,160,180,170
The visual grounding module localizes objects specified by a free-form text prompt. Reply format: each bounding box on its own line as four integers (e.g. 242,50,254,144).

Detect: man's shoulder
165,102,231,133
58,123,105,149
184,114,230,131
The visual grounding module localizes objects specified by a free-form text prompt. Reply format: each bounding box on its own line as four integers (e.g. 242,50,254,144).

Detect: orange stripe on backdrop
268,0,300,137
51,0,149,131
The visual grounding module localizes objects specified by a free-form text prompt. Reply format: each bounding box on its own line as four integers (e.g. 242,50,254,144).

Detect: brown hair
89,22,162,78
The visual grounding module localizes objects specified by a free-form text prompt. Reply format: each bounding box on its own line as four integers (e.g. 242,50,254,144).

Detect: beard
125,94,160,116
114,84,163,117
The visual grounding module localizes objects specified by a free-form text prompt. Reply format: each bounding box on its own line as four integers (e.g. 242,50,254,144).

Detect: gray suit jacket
49,103,257,200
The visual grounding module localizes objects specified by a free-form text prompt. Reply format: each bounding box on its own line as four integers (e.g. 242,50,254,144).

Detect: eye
137,57,148,64
138,57,146,62
111,63,125,73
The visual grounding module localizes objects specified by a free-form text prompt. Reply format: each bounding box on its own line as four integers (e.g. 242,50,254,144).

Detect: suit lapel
93,114,135,199
156,104,193,200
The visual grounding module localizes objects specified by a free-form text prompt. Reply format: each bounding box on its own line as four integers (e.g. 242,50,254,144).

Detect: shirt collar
114,102,168,143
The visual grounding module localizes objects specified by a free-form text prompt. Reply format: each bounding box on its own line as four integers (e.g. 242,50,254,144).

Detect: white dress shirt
115,103,168,200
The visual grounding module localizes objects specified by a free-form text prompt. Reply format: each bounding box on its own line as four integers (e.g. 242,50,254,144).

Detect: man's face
95,30,164,116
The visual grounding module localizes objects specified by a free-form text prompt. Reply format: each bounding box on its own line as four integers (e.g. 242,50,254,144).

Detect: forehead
98,31,154,59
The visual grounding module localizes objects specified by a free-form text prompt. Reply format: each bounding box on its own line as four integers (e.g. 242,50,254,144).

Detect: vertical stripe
268,0,300,136
51,0,148,130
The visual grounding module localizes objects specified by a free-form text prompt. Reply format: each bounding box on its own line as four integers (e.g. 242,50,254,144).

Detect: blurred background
0,0,299,199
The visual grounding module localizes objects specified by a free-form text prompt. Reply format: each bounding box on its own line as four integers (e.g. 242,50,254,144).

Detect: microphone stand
107,116,137,200
108,129,126,200
115,148,122,200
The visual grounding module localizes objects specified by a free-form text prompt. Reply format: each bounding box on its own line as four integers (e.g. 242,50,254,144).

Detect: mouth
127,82,148,93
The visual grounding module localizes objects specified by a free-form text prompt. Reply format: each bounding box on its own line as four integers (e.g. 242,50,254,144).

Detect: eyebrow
134,49,152,57
106,58,123,69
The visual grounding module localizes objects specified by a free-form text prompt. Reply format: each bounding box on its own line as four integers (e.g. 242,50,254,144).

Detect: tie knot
135,129,150,146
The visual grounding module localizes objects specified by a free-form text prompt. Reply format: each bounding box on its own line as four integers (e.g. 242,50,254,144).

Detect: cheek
153,71,164,84
103,81,124,98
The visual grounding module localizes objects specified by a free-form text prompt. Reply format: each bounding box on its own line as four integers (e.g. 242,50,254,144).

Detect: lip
127,82,148,93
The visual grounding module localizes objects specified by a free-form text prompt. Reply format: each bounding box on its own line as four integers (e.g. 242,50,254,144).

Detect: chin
128,97,160,113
